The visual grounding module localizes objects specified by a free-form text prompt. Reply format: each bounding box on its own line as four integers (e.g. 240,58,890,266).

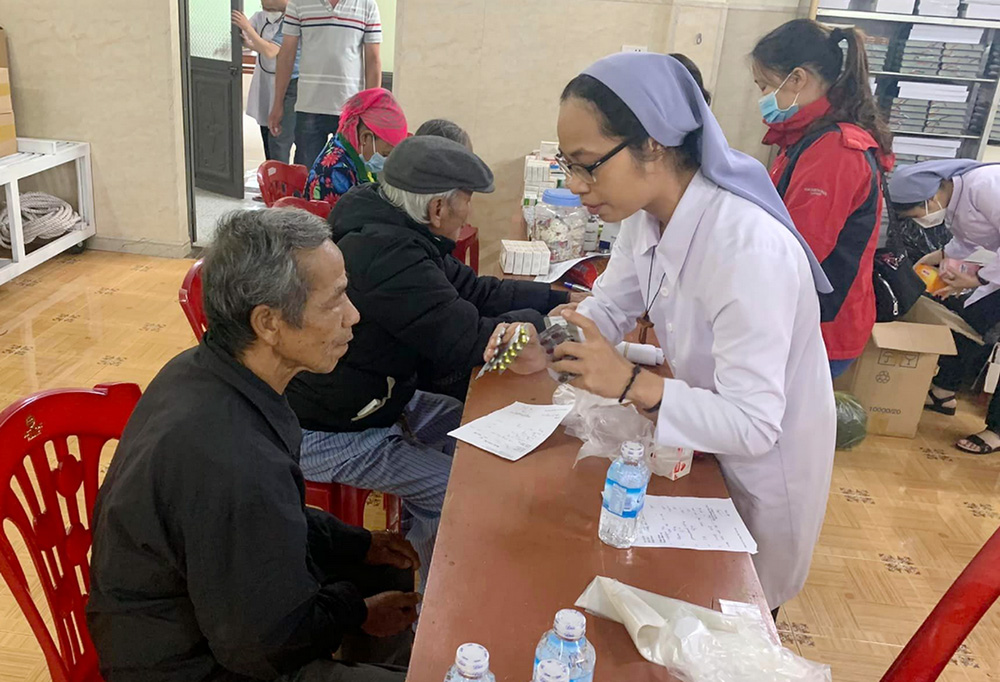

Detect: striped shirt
283,0,382,115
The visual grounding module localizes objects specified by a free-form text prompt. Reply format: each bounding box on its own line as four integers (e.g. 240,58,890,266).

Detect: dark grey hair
414,119,472,150
202,209,332,356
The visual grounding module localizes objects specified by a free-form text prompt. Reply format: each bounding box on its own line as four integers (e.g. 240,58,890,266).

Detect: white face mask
913,199,946,229
265,10,284,22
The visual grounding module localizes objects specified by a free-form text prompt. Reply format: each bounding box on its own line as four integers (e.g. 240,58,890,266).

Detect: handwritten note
448,402,573,461
634,496,758,554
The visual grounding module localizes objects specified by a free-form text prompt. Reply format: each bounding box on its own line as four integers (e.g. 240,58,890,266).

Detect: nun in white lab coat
491,53,836,611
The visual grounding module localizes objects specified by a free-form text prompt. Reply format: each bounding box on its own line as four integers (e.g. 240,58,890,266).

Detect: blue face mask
366,151,387,175
362,134,387,176
759,73,800,125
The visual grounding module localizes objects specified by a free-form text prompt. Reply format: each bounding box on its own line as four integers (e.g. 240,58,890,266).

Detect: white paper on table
634,496,758,554
533,253,606,284
448,401,573,461
575,577,831,681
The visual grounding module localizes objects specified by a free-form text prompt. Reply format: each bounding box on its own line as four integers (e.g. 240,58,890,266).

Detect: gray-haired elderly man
286,136,582,587
87,210,421,682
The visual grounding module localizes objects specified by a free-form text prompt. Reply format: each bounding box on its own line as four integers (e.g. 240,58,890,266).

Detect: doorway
180,0,260,246
179,0,398,246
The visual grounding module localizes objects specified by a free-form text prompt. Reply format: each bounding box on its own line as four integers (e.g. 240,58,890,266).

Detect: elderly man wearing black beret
286,136,581,586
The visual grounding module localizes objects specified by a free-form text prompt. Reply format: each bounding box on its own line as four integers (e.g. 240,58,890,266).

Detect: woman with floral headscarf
489,53,835,614
306,88,408,206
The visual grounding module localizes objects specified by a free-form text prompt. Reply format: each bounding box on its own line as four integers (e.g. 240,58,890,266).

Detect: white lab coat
578,172,836,608
942,166,1000,307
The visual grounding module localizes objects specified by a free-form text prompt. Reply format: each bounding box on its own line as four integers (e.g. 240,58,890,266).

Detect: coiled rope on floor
0,192,85,249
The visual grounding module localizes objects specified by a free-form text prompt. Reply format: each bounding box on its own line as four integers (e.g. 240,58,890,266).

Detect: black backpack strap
775,123,843,199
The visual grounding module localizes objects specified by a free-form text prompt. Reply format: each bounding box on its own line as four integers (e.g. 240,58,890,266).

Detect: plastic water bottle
444,643,496,681
598,441,650,548
533,659,570,682
533,609,596,682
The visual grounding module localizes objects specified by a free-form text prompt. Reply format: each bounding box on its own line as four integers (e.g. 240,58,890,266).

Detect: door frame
178,0,244,244
178,0,196,244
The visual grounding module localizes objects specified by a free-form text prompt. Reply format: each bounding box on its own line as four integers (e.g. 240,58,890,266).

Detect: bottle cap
553,609,587,641
621,440,644,461
535,659,570,682
542,188,583,207
455,643,490,676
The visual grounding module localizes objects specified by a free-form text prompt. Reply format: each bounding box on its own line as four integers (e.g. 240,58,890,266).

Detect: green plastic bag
835,391,868,450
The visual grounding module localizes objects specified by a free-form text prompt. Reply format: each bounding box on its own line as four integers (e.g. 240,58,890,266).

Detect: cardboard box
834,321,956,438
0,28,16,158
0,68,11,114
0,112,15,158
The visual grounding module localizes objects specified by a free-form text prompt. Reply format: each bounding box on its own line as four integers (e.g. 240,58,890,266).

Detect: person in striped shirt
269,0,383,169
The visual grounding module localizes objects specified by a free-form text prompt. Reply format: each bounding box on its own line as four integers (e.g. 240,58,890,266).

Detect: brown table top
407,370,770,681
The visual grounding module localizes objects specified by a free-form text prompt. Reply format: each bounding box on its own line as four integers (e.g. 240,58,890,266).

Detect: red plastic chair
177,260,402,533
274,196,333,219
178,258,207,342
453,224,480,273
0,383,142,682
881,526,1000,682
257,161,309,207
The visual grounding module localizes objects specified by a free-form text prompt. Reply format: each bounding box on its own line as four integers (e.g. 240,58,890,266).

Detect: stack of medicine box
523,141,566,206
500,240,551,276
900,40,986,78
865,35,892,73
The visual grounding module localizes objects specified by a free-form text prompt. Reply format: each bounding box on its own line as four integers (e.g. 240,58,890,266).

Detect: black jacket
87,337,373,681
286,184,568,432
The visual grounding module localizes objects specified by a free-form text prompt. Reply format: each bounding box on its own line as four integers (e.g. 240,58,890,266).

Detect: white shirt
578,172,836,608
941,166,1000,307
283,0,382,116
246,11,285,126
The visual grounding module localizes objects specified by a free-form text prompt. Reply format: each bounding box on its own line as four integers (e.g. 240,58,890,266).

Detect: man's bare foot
956,429,1000,455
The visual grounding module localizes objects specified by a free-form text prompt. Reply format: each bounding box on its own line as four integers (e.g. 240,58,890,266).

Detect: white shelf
872,70,996,84
818,8,1000,28
0,138,96,287
891,129,981,139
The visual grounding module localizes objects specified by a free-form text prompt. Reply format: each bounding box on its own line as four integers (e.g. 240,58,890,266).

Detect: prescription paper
448,402,573,461
634,496,758,553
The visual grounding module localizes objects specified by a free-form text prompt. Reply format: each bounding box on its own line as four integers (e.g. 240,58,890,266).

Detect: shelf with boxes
815,0,1000,161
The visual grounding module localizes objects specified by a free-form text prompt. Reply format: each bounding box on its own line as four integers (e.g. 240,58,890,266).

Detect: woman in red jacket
753,19,894,377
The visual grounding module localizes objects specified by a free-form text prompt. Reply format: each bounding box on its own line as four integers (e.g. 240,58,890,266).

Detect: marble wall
394,0,805,269
0,0,191,257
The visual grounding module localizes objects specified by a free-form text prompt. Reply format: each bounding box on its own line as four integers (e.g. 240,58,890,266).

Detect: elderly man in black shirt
86,209,420,682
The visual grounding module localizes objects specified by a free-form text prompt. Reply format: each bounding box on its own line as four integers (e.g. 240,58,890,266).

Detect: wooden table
406,370,771,681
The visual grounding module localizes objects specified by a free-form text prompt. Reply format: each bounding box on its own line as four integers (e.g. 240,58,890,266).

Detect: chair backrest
0,383,142,682
273,196,333,219
881,525,1000,682
257,161,309,207
178,259,207,342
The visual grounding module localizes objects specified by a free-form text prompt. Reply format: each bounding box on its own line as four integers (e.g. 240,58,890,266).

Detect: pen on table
562,281,591,294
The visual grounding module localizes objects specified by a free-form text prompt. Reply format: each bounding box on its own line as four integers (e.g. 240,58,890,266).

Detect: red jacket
765,98,895,360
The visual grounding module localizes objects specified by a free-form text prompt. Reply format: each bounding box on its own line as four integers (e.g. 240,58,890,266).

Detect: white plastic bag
552,385,654,466
576,577,831,682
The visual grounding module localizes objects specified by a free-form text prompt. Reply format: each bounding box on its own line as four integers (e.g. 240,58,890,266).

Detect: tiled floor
1,251,998,681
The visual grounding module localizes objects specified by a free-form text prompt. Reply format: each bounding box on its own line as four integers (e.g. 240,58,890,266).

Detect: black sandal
956,433,1000,455
925,389,957,416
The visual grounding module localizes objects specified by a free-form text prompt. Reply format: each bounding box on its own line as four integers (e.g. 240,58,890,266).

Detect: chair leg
384,494,402,534
469,238,479,274
334,485,369,527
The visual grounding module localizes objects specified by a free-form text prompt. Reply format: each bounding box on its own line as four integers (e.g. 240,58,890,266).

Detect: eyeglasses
555,138,636,185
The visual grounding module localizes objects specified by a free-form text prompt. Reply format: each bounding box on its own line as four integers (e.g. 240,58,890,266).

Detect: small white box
649,446,694,481
539,140,559,158
985,344,1000,394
